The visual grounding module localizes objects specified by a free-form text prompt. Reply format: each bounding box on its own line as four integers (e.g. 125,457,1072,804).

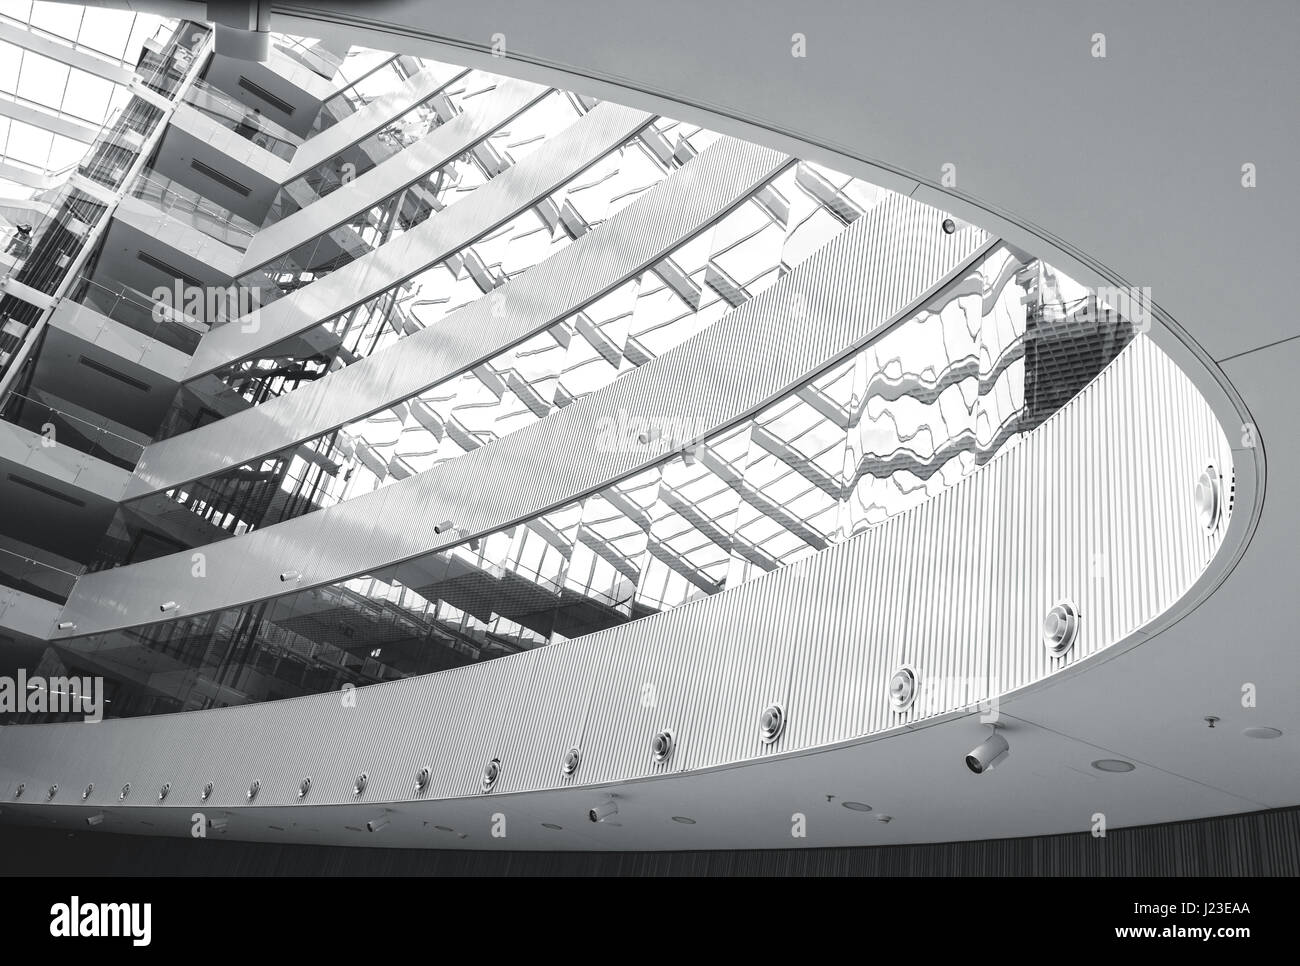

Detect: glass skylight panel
61,69,113,122
26,0,81,41
5,117,52,168
79,6,137,60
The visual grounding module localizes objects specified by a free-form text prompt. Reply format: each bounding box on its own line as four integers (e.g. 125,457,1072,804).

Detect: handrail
0,545,84,581
131,168,257,248
72,270,209,353
0,390,147,473
182,79,300,160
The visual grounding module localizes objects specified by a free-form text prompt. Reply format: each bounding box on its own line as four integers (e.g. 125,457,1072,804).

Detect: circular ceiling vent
481,758,501,793
158,782,170,802
561,747,581,777
353,773,368,796
298,777,312,799
14,783,24,799
941,217,957,234
1195,465,1222,531
888,666,918,711
651,730,676,764
201,781,214,802
415,767,431,793
119,782,131,801
47,784,58,800
246,780,260,802
1091,759,1136,773
759,704,786,744
1042,601,1080,656
82,783,94,800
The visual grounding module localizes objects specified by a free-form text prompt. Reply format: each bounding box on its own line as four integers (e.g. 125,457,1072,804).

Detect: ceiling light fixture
1242,727,1283,739
966,728,1010,774
841,801,872,812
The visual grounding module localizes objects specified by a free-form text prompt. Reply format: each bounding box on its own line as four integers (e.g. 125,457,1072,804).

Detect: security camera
85,813,104,827
208,818,227,831
588,799,618,823
965,731,1010,774
366,818,389,833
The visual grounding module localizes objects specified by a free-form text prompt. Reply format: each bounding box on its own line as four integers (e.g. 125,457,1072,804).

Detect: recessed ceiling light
1242,727,1282,739
671,816,696,825
842,801,873,812
1091,759,1136,773
875,815,893,823
433,825,455,833
541,822,563,830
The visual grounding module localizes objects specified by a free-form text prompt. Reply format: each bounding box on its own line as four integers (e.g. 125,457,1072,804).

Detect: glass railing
130,168,258,251
0,544,82,604
272,34,345,80
308,54,425,136
182,78,301,160
0,390,145,470
71,273,208,354
206,118,718,380
261,66,483,225
249,87,591,296
134,20,209,97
